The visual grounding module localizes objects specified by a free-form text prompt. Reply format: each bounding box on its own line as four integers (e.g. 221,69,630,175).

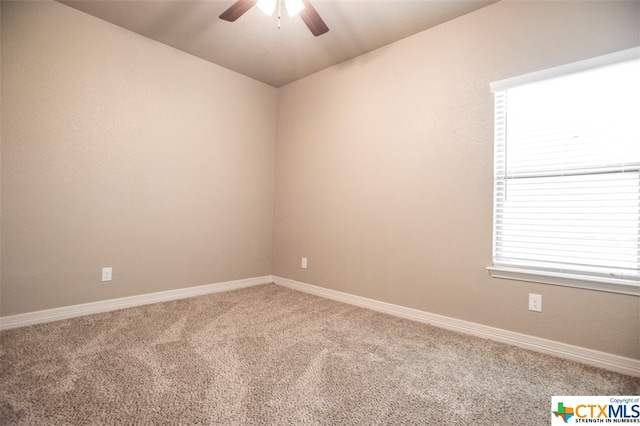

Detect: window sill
486,266,640,297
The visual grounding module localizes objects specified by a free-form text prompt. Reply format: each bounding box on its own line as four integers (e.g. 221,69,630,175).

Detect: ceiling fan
219,0,329,36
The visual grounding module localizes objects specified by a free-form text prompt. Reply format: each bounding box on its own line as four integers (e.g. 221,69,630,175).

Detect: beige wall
1,1,277,315
2,0,639,360
273,1,640,358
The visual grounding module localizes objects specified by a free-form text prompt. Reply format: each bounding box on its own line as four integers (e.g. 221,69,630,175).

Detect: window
488,47,640,296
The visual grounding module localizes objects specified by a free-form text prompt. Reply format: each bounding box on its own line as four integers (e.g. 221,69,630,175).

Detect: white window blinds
490,48,640,292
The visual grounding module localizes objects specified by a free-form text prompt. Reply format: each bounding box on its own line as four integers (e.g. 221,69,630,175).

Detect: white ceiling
59,0,498,87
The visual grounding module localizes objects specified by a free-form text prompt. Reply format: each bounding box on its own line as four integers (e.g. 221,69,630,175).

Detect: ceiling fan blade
219,0,257,22
299,0,329,36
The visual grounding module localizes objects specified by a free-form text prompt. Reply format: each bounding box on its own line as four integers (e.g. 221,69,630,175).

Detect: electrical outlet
301,257,308,269
528,293,542,312
101,267,113,282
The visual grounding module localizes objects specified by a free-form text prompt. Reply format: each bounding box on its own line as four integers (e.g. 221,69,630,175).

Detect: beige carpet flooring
1,283,638,425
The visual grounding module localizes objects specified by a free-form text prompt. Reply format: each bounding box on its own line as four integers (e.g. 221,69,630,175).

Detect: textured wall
273,1,640,358
1,1,277,315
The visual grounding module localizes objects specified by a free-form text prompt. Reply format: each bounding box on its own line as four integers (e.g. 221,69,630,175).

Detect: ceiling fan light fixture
256,0,277,16
284,0,305,16
219,0,327,36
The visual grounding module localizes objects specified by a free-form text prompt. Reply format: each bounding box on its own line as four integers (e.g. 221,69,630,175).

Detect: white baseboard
0,276,272,331
272,276,640,377
3,275,637,377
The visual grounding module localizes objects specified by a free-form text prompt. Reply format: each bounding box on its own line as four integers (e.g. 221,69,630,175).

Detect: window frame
487,47,640,297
